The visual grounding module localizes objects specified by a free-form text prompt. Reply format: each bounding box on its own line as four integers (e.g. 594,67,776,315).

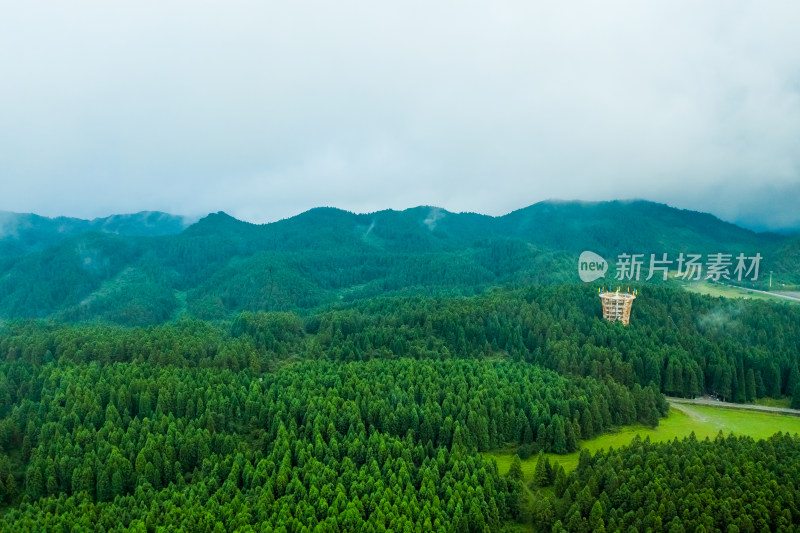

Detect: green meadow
486,402,800,480
754,396,792,408
682,280,798,304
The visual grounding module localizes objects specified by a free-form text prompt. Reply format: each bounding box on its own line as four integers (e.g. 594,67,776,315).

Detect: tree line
532,432,800,532
3,285,799,405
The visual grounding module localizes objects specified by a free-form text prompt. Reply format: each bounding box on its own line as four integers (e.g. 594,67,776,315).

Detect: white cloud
0,1,798,229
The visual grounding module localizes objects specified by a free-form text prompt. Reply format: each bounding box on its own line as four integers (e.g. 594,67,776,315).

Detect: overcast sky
1,1,799,231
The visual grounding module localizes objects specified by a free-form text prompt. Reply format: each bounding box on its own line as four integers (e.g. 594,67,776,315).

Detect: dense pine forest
544,433,800,532
1,282,799,530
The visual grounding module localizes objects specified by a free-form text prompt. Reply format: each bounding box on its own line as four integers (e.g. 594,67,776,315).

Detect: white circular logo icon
578,251,607,282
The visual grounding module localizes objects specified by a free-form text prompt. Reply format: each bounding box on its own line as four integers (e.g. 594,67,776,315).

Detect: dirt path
669,402,709,422
667,396,800,417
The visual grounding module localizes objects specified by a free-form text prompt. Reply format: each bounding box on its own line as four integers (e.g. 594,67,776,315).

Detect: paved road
720,284,800,303
667,396,800,417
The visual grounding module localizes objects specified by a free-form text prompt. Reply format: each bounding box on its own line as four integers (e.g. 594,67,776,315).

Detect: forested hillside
2,285,799,406
2,202,799,530
0,201,795,325
0,313,664,530
0,211,190,261
2,286,800,529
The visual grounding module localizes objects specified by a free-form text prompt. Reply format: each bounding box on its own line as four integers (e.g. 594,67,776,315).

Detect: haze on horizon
1,1,799,232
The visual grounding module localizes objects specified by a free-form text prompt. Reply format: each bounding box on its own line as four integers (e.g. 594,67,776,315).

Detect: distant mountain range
0,211,193,260
0,200,796,325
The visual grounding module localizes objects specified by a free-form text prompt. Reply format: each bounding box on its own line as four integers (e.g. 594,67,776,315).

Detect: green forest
1,283,799,530
2,201,797,326
538,433,800,532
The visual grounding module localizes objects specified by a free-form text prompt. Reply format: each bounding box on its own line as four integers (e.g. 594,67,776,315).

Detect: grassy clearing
754,397,792,408
681,280,800,305
485,403,800,481
682,281,772,301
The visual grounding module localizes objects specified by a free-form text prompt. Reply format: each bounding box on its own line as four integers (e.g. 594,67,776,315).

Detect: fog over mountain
1,2,799,231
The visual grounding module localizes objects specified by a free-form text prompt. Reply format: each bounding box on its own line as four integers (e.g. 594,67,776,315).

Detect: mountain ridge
0,200,795,325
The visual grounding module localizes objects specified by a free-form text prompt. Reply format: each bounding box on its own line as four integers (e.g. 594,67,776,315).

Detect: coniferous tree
792,383,800,410
533,451,551,487
745,369,757,402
